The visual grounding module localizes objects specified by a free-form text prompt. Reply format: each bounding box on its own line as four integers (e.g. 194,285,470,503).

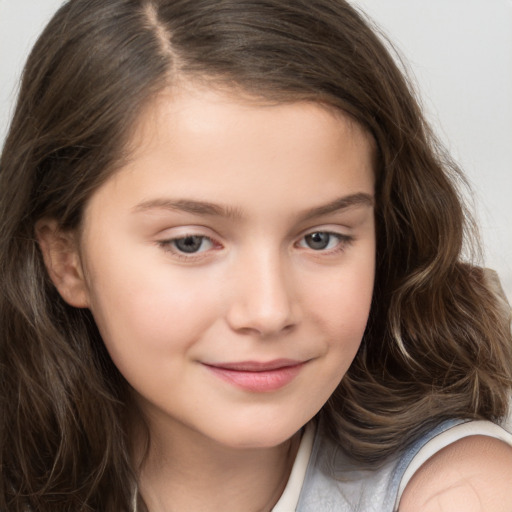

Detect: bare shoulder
399,435,512,512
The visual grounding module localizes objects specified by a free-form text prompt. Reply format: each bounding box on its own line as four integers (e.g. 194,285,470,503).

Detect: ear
36,219,89,308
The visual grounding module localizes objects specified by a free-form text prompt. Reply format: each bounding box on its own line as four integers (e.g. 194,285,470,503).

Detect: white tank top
273,418,512,512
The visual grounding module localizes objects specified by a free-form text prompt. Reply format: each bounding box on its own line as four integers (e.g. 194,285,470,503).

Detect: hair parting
1,1,511,510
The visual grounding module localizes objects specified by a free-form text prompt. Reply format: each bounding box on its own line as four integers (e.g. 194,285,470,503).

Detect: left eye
298,232,344,251
166,235,214,254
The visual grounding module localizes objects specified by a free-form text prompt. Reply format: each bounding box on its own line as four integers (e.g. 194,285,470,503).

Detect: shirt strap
272,421,316,511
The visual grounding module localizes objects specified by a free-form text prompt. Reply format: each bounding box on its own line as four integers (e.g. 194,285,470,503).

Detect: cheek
306,261,374,338
302,254,374,379
84,252,221,370
294,272,373,417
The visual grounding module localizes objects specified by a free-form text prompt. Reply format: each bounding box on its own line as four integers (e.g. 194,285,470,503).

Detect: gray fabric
296,419,462,512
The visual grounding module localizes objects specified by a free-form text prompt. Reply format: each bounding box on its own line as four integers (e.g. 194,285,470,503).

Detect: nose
225,249,299,337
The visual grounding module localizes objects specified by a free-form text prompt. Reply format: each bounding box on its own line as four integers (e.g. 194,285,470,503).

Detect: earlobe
35,219,89,308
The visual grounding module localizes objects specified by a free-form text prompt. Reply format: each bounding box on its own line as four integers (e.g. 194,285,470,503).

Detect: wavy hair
1,0,511,510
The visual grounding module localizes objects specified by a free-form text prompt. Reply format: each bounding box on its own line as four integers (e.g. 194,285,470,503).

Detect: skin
399,435,512,512
37,83,512,511
39,84,376,511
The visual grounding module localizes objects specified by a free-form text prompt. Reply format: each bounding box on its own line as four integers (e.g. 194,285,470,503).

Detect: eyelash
157,235,219,261
157,231,353,260
296,232,353,254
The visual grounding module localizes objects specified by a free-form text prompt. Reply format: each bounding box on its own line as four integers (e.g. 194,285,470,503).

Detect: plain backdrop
1,0,511,300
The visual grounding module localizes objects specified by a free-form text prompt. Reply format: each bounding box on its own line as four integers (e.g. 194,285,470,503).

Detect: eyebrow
132,193,374,220
298,193,374,221
133,198,244,219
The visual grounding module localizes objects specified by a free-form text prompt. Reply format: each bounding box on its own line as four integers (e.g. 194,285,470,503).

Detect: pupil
306,232,330,250
176,236,203,253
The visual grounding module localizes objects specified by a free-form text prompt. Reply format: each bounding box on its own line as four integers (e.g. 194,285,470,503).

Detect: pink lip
203,359,306,392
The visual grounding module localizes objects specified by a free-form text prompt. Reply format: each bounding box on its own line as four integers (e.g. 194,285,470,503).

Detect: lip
202,359,306,392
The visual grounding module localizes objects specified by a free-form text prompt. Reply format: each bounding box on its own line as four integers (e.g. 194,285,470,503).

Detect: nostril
226,301,298,337
225,258,298,336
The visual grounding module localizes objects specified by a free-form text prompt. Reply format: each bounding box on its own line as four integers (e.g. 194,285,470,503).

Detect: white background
1,0,511,300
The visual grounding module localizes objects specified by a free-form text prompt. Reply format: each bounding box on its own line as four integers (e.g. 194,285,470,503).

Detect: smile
202,359,306,392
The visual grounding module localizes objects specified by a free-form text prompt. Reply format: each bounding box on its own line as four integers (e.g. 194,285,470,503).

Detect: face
76,84,376,449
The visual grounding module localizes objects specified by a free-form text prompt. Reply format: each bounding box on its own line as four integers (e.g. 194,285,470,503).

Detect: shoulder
399,435,512,512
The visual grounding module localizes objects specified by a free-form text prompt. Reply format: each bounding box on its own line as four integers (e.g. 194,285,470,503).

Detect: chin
211,414,310,450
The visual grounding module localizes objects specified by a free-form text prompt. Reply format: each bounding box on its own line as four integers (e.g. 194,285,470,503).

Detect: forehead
83,82,376,226
126,82,376,165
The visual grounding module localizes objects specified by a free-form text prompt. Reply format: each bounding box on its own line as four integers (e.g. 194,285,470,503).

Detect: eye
161,235,215,254
298,232,349,251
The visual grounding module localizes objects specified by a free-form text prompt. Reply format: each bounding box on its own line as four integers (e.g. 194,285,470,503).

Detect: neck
133,417,301,512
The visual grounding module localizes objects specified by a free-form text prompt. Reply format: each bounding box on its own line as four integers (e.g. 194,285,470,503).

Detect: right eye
297,231,352,252
159,235,215,254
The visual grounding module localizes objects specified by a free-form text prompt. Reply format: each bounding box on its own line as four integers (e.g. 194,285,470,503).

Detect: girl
1,0,512,511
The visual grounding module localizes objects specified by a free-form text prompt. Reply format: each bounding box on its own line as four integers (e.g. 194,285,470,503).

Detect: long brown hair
1,0,511,510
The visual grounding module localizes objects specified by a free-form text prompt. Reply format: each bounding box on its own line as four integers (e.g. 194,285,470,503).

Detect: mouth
202,359,307,392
